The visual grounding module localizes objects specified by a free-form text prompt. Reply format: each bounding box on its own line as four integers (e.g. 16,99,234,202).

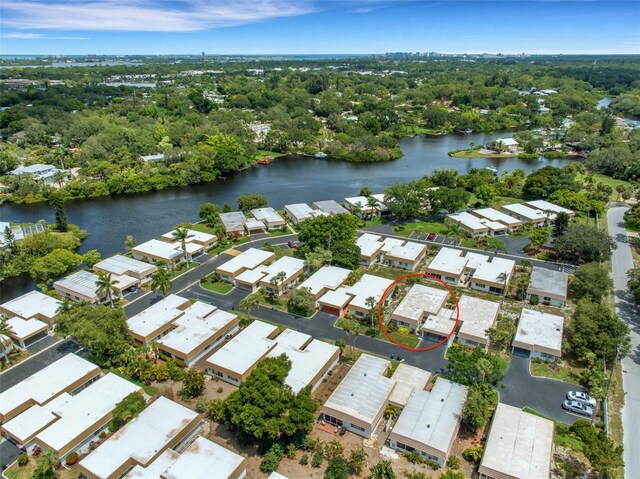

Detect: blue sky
0,1,638,55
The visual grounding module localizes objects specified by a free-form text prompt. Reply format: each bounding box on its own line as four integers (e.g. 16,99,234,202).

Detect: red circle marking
377,273,460,352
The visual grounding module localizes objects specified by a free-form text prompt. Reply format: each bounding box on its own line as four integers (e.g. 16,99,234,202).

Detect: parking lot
408,231,459,246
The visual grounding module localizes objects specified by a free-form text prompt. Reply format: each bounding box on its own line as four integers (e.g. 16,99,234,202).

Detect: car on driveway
287,241,297,249
567,391,597,408
562,400,593,417
427,232,436,240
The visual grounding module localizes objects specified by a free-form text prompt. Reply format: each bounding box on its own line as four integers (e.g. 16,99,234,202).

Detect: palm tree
0,318,15,364
476,357,494,383
95,272,120,307
365,296,377,331
445,221,465,244
239,294,259,314
150,266,172,297
171,227,194,267
367,196,379,219
497,271,509,305
52,170,66,188
269,271,287,297
384,404,399,420
56,298,72,315
33,448,60,479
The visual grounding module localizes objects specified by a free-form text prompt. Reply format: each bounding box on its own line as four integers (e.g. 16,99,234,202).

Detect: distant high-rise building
201,52,205,60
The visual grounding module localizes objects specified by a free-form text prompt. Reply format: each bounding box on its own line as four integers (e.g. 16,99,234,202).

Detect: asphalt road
607,207,640,479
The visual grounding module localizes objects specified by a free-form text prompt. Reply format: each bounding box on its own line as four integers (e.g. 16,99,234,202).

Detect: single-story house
251,207,286,230
312,200,349,216
9,164,64,185
425,247,468,285
525,200,575,218
53,270,109,304
471,208,523,230
356,233,386,266
284,203,327,224
512,308,564,361
383,240,427,271
160,229,217,254
320,354,395,438
456,296,500,349
344,196,379,217
125,294,194,345
492,138,519,153
388,364,431,411
219,211,248,237
0,354,101,423
526,267,569,308
257,256,306,295
318,274,394,318
93,255,157,286
0,290,62,327
140,153,165,162
131,239,184,267
389,378,467,467
419,308,457,343
4,316,49,349
244,218,267,234
468,257,516,295
478,403,554,479
297,265,351,302
446,212,490,237
500,204,549,226
76,397,202,479
215,248,276,285
390,284,449,331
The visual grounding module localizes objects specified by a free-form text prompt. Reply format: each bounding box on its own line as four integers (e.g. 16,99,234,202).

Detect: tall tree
0,318,14,364
552,212,570,238
48,191,69,232
171,227,194,267
150,266,172,297
95,271,120,307
570,262,614,302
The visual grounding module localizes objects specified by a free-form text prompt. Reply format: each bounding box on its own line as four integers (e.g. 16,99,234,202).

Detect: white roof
392,284,449,322
216,248,274,276
127,294,190,340
421,308,457,336
344,196,372,211
10,164,58,175
385,240,426,262
268,473,289,479
427,247,467,276
525,200,574,216
35,374,140,453
0,354,99,420
298,265,351,296
78,397,199,479
464,251,490,271
480,403,554,479
473,208,522,227
160,228,216,244
5,316,48,340
527,267,568,300
356,233,384,258
285,203,316,221
457,296,500,342
259,256,305,284
205,321,278,376
472,257,515,284
370,193,387,210
236,267,268,285
348,274,395,310
389,363,431,407
323,354,394,425
155,436,245,479
317,288,354,308
501,204,547,221
496,138,519,146
132,239,182,261
312,200,349,215
514,309,564,355
1,401,61,443
446,212,490,232
251,207,285,225
94,255,156,277
244,218,266,230
219,211,247,231
158,305,237,357
391,379,467,457
1,290,62,320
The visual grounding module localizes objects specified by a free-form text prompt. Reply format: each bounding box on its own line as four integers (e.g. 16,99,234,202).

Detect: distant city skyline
0,0,638,55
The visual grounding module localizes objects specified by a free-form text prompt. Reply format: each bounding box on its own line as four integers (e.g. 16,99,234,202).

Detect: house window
489,286,503,294
395,442,414,453
323,414,343,426
350,423,365,432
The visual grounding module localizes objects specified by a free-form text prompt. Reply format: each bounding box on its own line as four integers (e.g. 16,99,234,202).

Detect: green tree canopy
29,248,83,288
237,193,269,212
553,225,616,263
570,262,614,302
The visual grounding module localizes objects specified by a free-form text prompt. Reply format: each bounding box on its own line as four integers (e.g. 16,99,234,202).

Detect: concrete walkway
607,207,640,479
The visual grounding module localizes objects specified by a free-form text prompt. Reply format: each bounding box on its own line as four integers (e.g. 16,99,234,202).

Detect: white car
567,391,597,408
562,400,593,417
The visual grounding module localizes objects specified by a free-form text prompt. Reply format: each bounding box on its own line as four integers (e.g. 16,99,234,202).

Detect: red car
287,241,297,249
427,232,436,240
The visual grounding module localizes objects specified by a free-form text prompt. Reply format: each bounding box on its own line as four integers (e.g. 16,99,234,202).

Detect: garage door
320,305,341,316
512,347,531,358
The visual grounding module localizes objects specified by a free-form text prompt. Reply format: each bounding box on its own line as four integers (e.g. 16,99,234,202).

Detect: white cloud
1,32,88,40
0,0,318,32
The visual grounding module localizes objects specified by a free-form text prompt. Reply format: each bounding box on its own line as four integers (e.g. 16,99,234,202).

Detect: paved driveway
0,439,21,469
500,355,581,423
608,207,640,479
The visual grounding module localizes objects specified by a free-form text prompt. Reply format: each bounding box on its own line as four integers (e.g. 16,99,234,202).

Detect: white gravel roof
457,295,500,343
525,200,573,216
132,239,183,261
514,309,564,356
216,248,275,276
312,200,349,215
348,274,395,311
392,284,449,323
259,256,305,284
527,267,568,300
473,208,522,227
389,363,432,407
427,247,467,276
356,233,385,258
501,204,547,221
94,255,157,277
297,265,351,297
5,316,48,340
0,290,61,321
127,294,191,340
251,207,285,225
472,257,515,284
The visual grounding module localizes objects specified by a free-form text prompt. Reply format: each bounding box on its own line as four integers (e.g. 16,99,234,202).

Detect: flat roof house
284,203,327,224
388,378,467,467
244,218,267,234
468,257,516,295
492,138,519,153
344,196,378,217
219,211,248,237
383,240,427,271
251,207,286,230
156,302,239,367
388,364,432,410
126,294,195,345
526,267,569,308
513,309,564,361
131,239,184,267
297,265,351,301
346,274,395,318
4,316,49,349
312,200,349,216
390,284,449,331
258,256,306,295
500,204,549,226
456,296,500,349
356,233,386,266
0,354,100,423
525,199,575,218
93,255,157,285
215,248,276,285
160,229,217,257
0,290,62,326
320,354,395,438
426,247,468,285
446,212,490,237
77,397,202,479
479,403,554,479
53,270,106,304
471,208,523,230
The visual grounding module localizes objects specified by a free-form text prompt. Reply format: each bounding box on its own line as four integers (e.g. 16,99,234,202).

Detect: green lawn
577,173,633,201
395,218,448,237
530,360,582,385
335,316,420,348
187,222,218,235
256,150,286,159
209,236,251,255
450,149,515,158
360,216,383,229
268,228,291,237
200,279,234,294
166,262,198,280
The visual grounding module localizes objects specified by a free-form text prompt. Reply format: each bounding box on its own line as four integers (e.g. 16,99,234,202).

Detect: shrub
108,392,146,432
99,431,107,439
17,453,29,467
259,444,284,473
217,386,224,394
65,452,79,466
179,369,205,399
312,447,324,468
166,360,185,381
153,363,170,382
446,455,460,469
195,397,209,413
404,451,424,464
398,327,410,335
286,444,297,459
325,456,350,479
300,454,309,465
462,445,483,464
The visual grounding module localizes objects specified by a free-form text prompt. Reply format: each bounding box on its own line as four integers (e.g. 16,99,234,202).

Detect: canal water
0,132,574,299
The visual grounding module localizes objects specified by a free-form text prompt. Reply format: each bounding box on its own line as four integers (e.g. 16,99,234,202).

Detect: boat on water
484,167,498,173
257,156,273,165
314,152,328,159
455,128,474,134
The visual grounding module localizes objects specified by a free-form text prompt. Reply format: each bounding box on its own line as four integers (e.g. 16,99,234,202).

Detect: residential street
607,207,640,479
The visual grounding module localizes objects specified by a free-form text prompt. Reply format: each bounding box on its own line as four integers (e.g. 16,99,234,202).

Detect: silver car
562,400,593,417
567,391,597,408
